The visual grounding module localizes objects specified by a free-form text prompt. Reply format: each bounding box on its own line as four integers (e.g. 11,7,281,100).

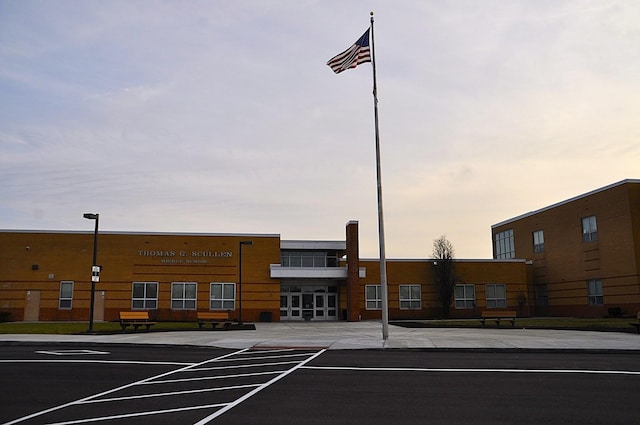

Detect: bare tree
433,235,456,318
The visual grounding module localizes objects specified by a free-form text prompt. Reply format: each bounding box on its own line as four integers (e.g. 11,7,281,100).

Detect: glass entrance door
280,286,338,321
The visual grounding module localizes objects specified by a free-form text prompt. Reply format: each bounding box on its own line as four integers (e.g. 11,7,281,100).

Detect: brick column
346,221,360,321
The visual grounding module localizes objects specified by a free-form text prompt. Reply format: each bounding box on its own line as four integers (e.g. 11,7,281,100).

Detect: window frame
171,282,197,310
365,284,382,310
587,279,603,306
582,216,598,243
494,229,515,259
532,230,545,253
454,284,475,309
59,281,74,310
210,282,236,311
132,282,158,310
485,284,507,309
399,284,422,310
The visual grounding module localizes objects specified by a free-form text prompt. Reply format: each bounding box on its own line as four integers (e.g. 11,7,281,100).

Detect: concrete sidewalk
2,321,640,350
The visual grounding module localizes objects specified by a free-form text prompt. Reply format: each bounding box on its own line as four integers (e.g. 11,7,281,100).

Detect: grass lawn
392,317,637,332
0,317,637,334
0,321,200,334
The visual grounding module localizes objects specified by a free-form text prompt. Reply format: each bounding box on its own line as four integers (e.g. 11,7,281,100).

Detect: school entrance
280,284,338,321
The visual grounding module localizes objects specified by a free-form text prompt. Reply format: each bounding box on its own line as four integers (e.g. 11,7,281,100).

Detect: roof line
0,229,281,238
491,178,640,229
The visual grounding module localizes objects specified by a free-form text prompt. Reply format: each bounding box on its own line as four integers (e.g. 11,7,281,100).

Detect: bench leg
121,324,127,333
198,322,204,329
133,324,140,332
495,319,501,327
480,319,486,327
145,324,151,332
511,319,516,328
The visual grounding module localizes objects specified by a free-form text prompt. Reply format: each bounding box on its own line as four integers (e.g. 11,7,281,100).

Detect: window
399,285,421,310
210,282,235,310
132,282,158,309
485,284,507,308
455,284,475,309
365,285,382,310
582,216,598,243
494,229,515,259
281,251,328,267
171,282,197,310
587,279,603,305
59,281,73,309
533,230,545,253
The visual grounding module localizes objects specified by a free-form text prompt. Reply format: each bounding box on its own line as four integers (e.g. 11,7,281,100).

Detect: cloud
1,0,639,259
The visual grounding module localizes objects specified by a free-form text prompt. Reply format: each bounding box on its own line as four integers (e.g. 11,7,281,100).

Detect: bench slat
480,311,517,328
197,311,232,329
119,311,156,333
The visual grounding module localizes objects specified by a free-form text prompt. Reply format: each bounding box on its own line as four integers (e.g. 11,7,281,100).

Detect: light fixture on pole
238,240,253,324
83,213,99,333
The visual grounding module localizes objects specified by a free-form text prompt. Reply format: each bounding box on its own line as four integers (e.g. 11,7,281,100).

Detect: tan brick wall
358,259,529,320
0,231,281,322
492,181,640,317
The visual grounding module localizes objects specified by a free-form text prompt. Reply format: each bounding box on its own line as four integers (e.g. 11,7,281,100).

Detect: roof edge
491,178,640,229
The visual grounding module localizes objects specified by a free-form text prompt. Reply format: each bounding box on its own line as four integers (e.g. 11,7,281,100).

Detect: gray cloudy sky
1,1,639,259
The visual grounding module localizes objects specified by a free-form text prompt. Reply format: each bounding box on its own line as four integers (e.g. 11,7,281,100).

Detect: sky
1,1,639,259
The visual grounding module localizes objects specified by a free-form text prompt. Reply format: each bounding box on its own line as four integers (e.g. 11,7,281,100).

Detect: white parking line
35,350,110,356
190,359,301,372
4,348,249,425
43,403,229,425
302,365,640,375
193,349,327,425
143,370,283,385
79,383,261,404
0,359,192,366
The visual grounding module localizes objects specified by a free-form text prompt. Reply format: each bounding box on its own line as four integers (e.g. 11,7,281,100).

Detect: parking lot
2,343,640,424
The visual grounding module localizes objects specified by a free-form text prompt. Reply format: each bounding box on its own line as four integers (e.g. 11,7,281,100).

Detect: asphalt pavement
2,321,640,350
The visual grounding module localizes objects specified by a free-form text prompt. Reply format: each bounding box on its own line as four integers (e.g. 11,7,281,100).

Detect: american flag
327,29,371,74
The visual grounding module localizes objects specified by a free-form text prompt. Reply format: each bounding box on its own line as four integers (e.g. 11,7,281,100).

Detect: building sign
137,250,233,265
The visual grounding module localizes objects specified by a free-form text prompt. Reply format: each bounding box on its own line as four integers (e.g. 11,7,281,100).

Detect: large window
171,282,197,310
399,285,421,310
582,216,598,243
455,284,475,309
533,230,545,253
59,281,73,309
587,279,603,305
132,282,158,309
485,284,507,308
210,282,235,310
281,251,333,267
365,285,382,310
494,229,515,259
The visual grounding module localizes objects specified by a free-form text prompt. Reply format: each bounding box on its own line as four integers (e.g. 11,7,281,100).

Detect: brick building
0,221,527,323
491,179,640,317
1,179,636,323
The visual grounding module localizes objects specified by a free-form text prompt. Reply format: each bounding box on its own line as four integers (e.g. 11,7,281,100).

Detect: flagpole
369,12,389,341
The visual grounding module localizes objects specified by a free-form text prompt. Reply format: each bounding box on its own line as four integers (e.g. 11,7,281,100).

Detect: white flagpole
370,12,389,340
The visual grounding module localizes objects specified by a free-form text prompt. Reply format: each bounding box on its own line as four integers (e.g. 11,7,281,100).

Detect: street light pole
238,240,253,324
83,213,99,333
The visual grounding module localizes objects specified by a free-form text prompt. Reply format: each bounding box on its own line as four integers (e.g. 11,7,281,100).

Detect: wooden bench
119,311,156,333
197,311,234,329
629,312,640,333
480,310,517,327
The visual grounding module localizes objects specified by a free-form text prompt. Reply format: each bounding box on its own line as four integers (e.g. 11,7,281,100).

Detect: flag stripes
326,29,371,74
